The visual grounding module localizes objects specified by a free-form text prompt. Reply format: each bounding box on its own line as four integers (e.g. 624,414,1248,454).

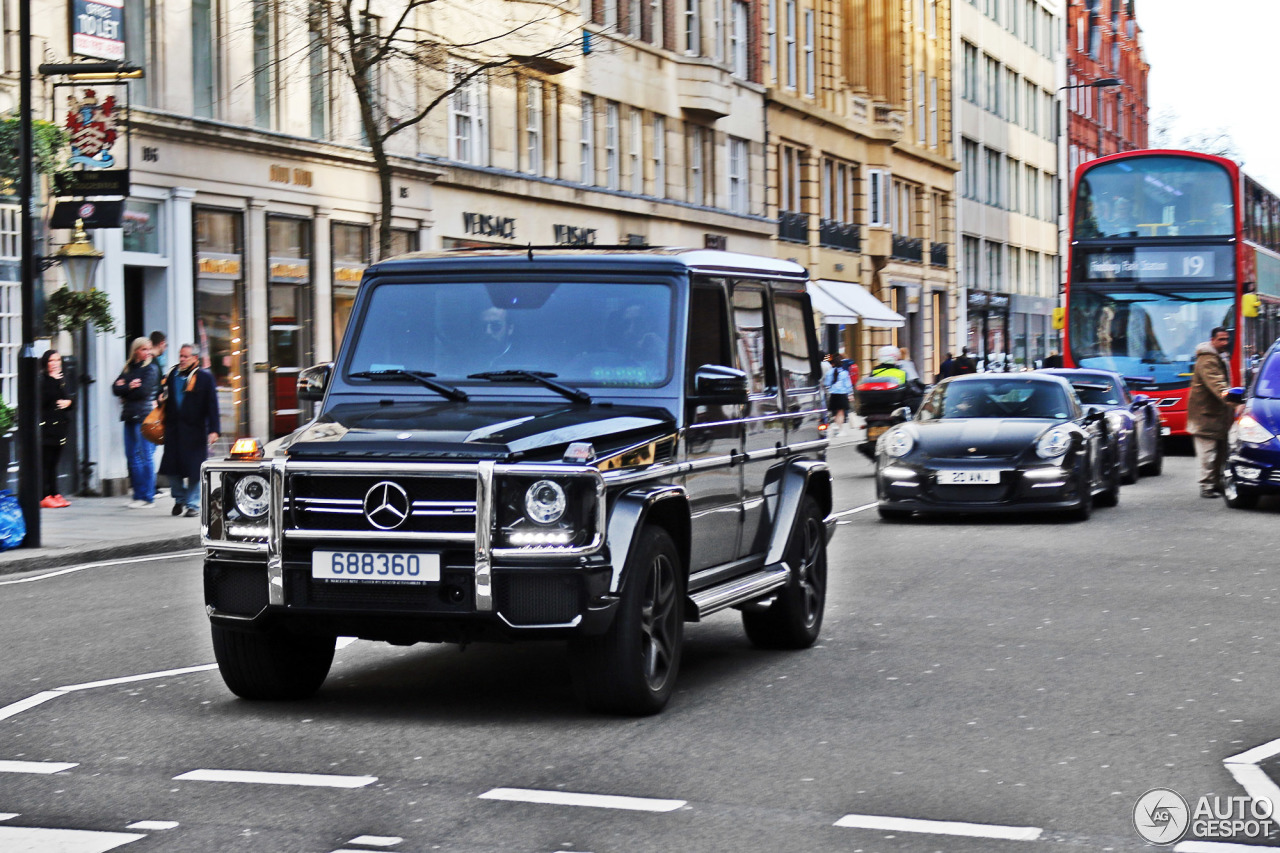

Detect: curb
0,534,202,577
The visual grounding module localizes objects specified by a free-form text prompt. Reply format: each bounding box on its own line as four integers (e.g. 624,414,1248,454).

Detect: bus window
1075,156,1235,240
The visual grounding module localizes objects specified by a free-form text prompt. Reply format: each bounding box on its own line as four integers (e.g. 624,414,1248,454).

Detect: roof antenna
527,242,533,261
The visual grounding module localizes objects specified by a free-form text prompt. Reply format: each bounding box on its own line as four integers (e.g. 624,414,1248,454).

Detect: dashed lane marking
0,826,145,851
479,787,686,812
0,550,204,586
834,813,1043,842
0,759,77,774
346,837,402,847
174,768,377,788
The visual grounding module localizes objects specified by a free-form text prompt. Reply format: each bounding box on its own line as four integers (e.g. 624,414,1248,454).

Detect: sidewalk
0,494,202,576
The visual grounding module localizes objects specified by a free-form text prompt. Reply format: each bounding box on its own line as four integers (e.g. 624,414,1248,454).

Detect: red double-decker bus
1064,149,1280,436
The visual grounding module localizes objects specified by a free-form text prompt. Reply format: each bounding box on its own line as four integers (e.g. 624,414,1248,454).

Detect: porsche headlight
884,428,914,458
233,474,271,519
1036,426,1074,459
1236,413,1277,445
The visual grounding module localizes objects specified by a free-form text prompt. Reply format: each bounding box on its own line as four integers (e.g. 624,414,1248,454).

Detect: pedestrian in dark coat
112,337,160,507
39,350,74,507
158,343,220,517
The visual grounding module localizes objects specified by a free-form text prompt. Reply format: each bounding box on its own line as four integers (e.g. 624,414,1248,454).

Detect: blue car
1040,368,1165,483
1224,340,1280,509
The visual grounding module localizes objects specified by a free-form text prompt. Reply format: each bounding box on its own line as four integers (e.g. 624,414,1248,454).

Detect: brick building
1065,0,1150,175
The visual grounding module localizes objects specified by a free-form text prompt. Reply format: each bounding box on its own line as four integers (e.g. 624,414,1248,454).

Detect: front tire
570,527,684,715
211,626,335,700
743,496,828,649
1121,440,1139,485
1095,457,1121,508
1141,437,1164,477
1066,464,1093,521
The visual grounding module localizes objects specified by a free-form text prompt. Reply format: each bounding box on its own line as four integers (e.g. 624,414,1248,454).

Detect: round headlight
524,479,566,525
1036,427,1074,459
233,474,270,519
884,428,914,458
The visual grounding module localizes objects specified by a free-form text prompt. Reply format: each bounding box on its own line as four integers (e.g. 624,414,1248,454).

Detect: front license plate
936,469,1002,485
312,551,441,583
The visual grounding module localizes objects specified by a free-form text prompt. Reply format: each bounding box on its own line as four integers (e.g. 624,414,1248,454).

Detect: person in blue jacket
158,343,220,517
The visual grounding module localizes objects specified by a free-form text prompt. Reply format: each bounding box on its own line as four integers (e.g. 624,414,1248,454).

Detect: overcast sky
1138,1,1280,189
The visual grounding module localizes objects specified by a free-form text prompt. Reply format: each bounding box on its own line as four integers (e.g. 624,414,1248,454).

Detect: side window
773,290,818,390
732,285,775,394
687,282,731,391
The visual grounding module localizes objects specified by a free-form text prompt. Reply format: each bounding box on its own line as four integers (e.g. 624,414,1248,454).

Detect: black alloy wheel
1095,453,1121,508
1066,462,1093,521
211,626,336,700
570,526,684,715
743,495,828,649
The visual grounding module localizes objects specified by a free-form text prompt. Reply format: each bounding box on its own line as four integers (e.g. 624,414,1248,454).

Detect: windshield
1068,287,1233,387
918,379,1073,421
1256,351,1280,399
345,280,674,387
1074,155,1235,239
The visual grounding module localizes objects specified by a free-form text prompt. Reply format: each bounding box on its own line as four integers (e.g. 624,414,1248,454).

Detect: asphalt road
1,443,1279,853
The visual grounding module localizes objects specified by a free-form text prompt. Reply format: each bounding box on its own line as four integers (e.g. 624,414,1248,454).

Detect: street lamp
53,221,104,497
54,220,104,292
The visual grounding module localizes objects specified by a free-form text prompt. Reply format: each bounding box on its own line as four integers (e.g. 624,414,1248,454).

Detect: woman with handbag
112,337,160,508
39,349,74,508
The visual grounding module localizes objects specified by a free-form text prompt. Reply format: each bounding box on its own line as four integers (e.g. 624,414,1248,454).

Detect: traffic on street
0,440,1278,852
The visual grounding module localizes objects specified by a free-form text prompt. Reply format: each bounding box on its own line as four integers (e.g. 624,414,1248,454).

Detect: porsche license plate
936,469,1001,485
312,551,441,583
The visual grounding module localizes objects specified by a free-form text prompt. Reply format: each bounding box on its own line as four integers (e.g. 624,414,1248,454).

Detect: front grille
288,473,476,534
206,563,269,616
495,574,582,625
286,566,475,613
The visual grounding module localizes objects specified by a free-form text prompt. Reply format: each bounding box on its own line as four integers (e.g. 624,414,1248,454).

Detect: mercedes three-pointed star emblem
363,481,410,530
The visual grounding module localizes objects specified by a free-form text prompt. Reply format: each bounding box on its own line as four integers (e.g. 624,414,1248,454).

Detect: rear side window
773,291,819,390
732,285,776,394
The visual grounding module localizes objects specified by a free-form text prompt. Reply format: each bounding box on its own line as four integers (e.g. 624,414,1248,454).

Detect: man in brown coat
1186,327,1237,497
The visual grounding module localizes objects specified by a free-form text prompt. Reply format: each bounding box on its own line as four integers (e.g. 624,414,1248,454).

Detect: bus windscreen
1073,156,1235,240
1068,287,1234,386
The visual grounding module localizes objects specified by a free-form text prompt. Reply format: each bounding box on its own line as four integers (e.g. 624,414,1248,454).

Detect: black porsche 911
874,374,1121,521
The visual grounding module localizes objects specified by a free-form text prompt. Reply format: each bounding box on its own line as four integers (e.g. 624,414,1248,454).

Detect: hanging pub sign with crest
53,83,130,202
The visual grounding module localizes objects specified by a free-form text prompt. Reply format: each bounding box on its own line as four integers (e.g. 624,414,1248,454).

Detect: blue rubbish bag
0,490,26,550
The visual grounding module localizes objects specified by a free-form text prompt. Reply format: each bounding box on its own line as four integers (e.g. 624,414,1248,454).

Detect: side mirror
297,363,333,402
691,365,750,404
889,406,912,424
1226,386,1246,405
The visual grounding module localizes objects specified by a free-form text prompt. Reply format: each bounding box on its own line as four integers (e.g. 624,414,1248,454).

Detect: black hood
911,418,1065,459
275,400,676,462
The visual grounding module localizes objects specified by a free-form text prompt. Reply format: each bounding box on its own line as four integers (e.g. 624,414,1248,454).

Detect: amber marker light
229,438,264,459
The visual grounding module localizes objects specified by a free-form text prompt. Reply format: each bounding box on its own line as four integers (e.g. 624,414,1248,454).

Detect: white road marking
0,665,219,725
0,550,203,585
833,813,1043,841
346,837,402,847
0,813,18,821
0,826,145,851
479,787,686,812
831,502,878,519
126,821,178,831
1222,740,1280,818
1175,842,1278,853
174,768,377,788
0,759,77,774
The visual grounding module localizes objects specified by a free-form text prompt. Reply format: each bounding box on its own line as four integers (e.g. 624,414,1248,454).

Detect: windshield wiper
467,370,592,404
349,369,469,402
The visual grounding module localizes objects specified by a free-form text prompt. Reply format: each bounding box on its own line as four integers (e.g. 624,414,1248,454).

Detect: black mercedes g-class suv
202,248,834,714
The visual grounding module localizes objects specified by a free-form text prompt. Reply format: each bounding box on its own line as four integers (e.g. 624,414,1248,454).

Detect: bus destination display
1080,246,1233,282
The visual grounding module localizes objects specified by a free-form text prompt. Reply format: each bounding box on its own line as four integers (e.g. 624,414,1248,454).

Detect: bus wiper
349,369,469,402
467,370,592,404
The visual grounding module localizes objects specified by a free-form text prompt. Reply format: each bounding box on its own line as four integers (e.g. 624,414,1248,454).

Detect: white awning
808,280,905,328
